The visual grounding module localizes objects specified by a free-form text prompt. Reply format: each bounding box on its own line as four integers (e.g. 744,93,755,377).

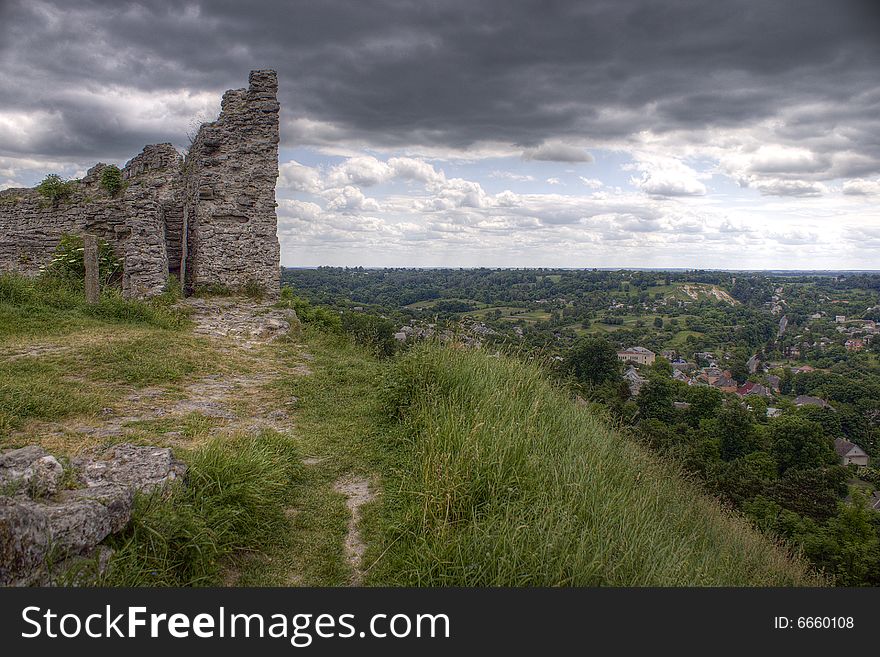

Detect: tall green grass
371,344,822,586
0,273,187,340
99,433,303,586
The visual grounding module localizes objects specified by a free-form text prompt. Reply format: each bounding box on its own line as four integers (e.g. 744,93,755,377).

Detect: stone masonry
0,70,281,298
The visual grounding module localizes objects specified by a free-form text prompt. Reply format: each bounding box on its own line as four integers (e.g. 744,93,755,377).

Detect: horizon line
280,266,880,274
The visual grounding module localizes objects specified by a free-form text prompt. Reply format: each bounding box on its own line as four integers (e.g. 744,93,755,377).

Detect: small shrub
36,174,75,204
341,311,398,357
276,290,342,333
42,234,123,287
242,279,265,300
99,165,124,196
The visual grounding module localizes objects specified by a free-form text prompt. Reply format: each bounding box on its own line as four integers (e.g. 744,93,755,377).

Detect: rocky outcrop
0,445,64,497
0,444,186,586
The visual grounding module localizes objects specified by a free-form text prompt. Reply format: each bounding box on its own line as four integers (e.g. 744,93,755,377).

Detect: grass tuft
99,433,303,586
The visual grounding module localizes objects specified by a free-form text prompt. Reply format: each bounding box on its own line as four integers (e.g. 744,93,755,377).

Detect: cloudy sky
2,1,879,269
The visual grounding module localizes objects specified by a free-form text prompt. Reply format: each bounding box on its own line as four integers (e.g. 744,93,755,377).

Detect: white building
617,347,656,366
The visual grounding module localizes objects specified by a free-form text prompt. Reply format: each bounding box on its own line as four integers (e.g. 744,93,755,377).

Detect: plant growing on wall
100,165,124,195
36,174,75,205
41,234,123,287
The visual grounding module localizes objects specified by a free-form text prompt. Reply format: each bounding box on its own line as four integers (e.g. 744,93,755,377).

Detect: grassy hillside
1,273,821,586
367,344,821,586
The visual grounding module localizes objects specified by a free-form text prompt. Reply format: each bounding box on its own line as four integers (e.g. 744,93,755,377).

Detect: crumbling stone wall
184,70,281,294
0,70,281,298
0,146,178,298
120,144,181,297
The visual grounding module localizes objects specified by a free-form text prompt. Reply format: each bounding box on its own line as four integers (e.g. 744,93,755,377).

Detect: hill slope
368,344,820,586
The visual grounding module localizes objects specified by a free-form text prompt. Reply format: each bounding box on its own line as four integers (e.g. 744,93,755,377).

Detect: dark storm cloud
1,0,878,171
522,143,594,163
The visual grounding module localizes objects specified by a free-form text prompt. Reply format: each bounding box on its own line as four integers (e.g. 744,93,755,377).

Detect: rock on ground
182,296,295,347
0,444,186,586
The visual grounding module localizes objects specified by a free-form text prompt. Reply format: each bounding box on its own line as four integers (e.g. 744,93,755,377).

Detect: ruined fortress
0,70,281,297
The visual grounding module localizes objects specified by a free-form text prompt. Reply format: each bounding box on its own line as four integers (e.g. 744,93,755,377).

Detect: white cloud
494,190,522,207
489,170,535,182
320,154,447,189
425,177,490,209
842,178,880,196
749,178,827,197
387,157,445,183
278,160,322,193
546,177,561,185
744,145,829,175
325,185,382,212
627,154,707,197
326,155,391,187
279,198,324,221
579,176,603,189
275,149,880,269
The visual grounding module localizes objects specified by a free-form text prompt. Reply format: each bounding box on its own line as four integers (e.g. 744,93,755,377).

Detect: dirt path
11,297,309,449
333,475,376,586
6,296,380,587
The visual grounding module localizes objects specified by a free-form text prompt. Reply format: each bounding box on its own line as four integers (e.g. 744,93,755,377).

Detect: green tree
685,385,723,426
769,416,837,473
653,316,663,328
711,451,777,505
795,405,842,436
747,395,768,421
805,492,880,585
565,336,621,386
670,427,721,477
716,402,758,461
636,373,678,423
729,348,750,384
779,368,794,395
637,417,682,452
768,466,848,521
652,356,672,377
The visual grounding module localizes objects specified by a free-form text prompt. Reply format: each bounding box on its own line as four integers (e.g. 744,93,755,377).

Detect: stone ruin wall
184,70,281,293
0,70,280,298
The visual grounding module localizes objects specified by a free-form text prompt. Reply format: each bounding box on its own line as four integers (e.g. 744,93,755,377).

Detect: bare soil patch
333,475,375,586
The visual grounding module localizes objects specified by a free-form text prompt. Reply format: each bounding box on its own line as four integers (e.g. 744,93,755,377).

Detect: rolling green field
404,297,488,310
